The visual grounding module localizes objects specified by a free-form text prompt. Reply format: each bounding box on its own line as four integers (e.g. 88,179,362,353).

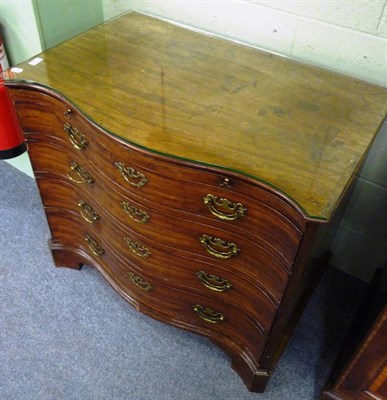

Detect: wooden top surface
8,12,387,220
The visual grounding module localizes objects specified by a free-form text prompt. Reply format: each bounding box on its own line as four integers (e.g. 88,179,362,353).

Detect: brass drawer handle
199,234,239,259
115,161,148,188
78,200,100,224
203,194,247,221
128,272,153,292
124,237,151,258
120,201,150,224
67,161,95,185
64,122,88,150
85,234,105,256
196,271,232,292
193,304,226,324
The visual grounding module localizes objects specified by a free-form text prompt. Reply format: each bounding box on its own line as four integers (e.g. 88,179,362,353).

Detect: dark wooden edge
49,239,85,270
6,80,313,228
258,221,324,375
321,389,378,400
229,351,270,392
333,306,387,391
320,268,387,400
324,268,387,391
321,391,343,400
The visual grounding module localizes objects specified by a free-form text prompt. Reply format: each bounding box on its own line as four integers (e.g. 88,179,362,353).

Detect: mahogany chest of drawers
6,12,386,392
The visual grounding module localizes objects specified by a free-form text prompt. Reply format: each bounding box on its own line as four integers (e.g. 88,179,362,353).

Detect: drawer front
112,255,268,366
46,210,267,367
36,176,290,305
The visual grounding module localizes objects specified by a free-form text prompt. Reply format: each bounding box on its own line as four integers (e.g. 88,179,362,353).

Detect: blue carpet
0,161,365,400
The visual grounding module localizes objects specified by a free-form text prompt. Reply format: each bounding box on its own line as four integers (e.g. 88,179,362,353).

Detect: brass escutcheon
64,108,73,119
220,178,231,188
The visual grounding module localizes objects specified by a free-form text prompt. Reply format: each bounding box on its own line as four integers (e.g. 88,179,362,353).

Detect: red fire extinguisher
0,32,26,159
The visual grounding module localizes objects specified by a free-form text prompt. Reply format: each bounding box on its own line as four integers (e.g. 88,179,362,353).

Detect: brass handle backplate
115,162,148,188
196,271,232,292
64,122,88,150
120,201,150,224
193,304,226,324
67,161,95,185
124,237,151,258
199,234,239,259
128,272,153,292
85,234,105,256
203,194,247,221
78,200,100,224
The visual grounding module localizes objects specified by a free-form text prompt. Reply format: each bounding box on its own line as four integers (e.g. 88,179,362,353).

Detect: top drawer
13,87,306,264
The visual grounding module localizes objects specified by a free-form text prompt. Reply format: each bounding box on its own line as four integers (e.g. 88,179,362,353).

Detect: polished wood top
8,12,387,220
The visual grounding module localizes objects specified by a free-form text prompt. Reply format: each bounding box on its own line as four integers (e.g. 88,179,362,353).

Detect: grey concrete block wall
330,121,387,281
132,0,387,86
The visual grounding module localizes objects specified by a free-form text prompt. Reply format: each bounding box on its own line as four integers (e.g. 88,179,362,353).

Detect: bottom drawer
113,250,267,358
46,210,268,367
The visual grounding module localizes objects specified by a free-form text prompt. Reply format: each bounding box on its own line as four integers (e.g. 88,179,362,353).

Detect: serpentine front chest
7,12,387,392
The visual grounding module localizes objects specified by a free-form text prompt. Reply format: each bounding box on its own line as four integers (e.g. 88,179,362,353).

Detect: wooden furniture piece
324,307,387,400
6,12,386,392
321,269,387,400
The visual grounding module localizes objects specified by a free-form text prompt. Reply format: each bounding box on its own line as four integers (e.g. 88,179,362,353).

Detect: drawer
36,176,290,305
118,248,281,334
112,255,268,367
26,135,302,266
46,210,268,367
